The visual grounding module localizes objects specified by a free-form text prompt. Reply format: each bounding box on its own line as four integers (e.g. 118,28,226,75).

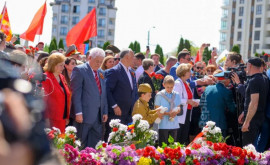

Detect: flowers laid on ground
47,121,270,165
151,72,164,91
108,114,158,147
45,126,81,149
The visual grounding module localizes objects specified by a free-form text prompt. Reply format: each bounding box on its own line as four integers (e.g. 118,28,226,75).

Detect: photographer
238,58,269,146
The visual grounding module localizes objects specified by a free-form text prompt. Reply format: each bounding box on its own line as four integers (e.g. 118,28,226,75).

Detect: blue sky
1,0,222,54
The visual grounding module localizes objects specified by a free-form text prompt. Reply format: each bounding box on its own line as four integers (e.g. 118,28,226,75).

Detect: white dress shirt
119,62,133,90
135,65,144,83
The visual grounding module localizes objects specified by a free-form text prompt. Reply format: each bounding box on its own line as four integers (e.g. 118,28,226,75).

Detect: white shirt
135,65,144,83
119,62,133,90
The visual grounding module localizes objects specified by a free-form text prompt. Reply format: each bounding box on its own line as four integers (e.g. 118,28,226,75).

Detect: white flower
52,127,61,134
126,132,133,140
208,128,216,134
195,137,203,144
202,127,209,133
214,127,221,134
44,128,51,134
137,120,149,131
108,158,114,163
149,130,158,140
132,114,143,123
65,126,77,134
75,140,81,147
115,135,120,142
100,158,106,164
57,138,65,144
108,132,116,142
206,121,216,128
109,119,121,128
243,144,257,153
118,124,127,132
95,140,104,149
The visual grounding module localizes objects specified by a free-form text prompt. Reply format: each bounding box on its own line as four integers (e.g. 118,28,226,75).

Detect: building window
52,27,57,33
219,44,226,52
237,32,242,41
239,0,244,4
53,15,57,22
108,29,113,36
256,5,262,15
257,0,262,2
254,31,260,40
97,41,104,47
253,44,260,53
220,33,227,41
238,44,241,52
99,0,105,4
223,0,229,5
61,16,68,24
222,9,228,18
232,8,236,14
73,5,80,14
88,6,94,13
238,19,242,28
109,18,114,25
72,16,79,25
255,18,261,27
99,8,106,16
98,30,105,38
61,4,69,13
239,7,244,16
60,27,68,35
74,0,80,2
98,18,106,27
89,0,95,3
221,21,227,30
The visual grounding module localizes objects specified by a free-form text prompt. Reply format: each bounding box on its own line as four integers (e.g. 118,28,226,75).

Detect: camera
224,64,247,83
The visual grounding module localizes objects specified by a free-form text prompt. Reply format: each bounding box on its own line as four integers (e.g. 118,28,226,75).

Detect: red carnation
48,133,55,139
130,144,136,150
112,127,118,132
102,143,107,148
237,159,245,165
185,149,191,156
193,159,199,164
160,161,165,165
171,160,176,165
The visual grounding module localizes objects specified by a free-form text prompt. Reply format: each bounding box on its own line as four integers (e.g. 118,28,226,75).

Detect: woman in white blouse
173,63,199,145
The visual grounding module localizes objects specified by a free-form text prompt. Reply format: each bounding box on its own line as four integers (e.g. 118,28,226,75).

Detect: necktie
93,70,102,94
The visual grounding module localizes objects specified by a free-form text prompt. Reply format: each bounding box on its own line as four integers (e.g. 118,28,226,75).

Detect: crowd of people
1,31,270,164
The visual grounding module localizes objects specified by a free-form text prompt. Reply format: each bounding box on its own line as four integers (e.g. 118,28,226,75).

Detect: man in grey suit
71,47,108,148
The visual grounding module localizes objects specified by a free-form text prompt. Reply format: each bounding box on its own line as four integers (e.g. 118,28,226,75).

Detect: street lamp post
147,26,155,46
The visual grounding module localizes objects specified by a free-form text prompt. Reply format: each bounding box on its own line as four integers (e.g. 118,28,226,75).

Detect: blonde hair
176,63,192,78
101,56,114,70
163,75,175,85
43,53,66,73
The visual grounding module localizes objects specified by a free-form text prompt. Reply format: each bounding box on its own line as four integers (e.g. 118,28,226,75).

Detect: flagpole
0,2,6,29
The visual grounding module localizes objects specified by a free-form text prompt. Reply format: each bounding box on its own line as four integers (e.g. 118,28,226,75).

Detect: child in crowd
132,84,163,126
155,75,182,146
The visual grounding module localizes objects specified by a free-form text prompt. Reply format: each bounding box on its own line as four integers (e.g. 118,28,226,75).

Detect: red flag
0,3,12,41
66,8,97,48
194,50,200,63
78,44,85,54
20,2,47,42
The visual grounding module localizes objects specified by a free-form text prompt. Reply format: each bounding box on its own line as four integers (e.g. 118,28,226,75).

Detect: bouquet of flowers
151,72,164,92
202,121,225,143
108,114,158,148
45,126,81,149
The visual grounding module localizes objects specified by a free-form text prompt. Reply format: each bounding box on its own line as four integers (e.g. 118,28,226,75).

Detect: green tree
231,44,240,53
155,44,164,65
202,47,212,64
58,38,64,49
190,45,199,57
177,37,185,54
49,37,58,53
43,44,49,53
254,52,259,57
135,41,141,53
184,39,191,51
102,41,110,50
262,51,266,56
128,42,134,51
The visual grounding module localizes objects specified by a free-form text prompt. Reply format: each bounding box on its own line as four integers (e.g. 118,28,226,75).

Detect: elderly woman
62,57,77,88
205,65,217,76
101,56,114,71
173,63,199,145
42,53,71,133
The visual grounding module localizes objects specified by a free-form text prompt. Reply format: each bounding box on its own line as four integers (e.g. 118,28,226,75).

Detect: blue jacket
105,63,138,124
200,83,236,130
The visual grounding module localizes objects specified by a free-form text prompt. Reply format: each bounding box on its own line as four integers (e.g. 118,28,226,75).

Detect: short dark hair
177,52,190,61
227,52,242,65
135,52,145,61
142,59,154,70
138,92,146,97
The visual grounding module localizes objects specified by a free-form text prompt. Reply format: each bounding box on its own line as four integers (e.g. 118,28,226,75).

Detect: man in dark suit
138,59,155,109
71,47,108,148
151,53,163,72
105,48,138,141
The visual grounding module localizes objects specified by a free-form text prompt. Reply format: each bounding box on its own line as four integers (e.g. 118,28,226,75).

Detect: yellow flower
157,146,164,153
137,157,152,165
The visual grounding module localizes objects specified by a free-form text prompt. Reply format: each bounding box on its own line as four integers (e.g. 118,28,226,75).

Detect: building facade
219,0,269,60
51,0,117,48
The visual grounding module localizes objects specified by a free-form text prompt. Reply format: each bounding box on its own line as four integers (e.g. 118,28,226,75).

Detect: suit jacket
42,72,71,120
154,65,161,73
199,83,236,130
138,71,155,109
105,63,138,124
70,62,108,125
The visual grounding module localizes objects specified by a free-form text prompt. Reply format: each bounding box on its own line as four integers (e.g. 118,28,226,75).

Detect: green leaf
162,142,167,148
168,135,174,144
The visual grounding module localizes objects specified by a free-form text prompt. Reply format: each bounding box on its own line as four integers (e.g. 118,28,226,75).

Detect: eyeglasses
196,67,204,70
114,58,120,61
207,70,214,73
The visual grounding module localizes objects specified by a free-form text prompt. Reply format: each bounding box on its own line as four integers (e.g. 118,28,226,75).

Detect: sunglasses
114,58,120,61
196,67,204,70
207,70,214,73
